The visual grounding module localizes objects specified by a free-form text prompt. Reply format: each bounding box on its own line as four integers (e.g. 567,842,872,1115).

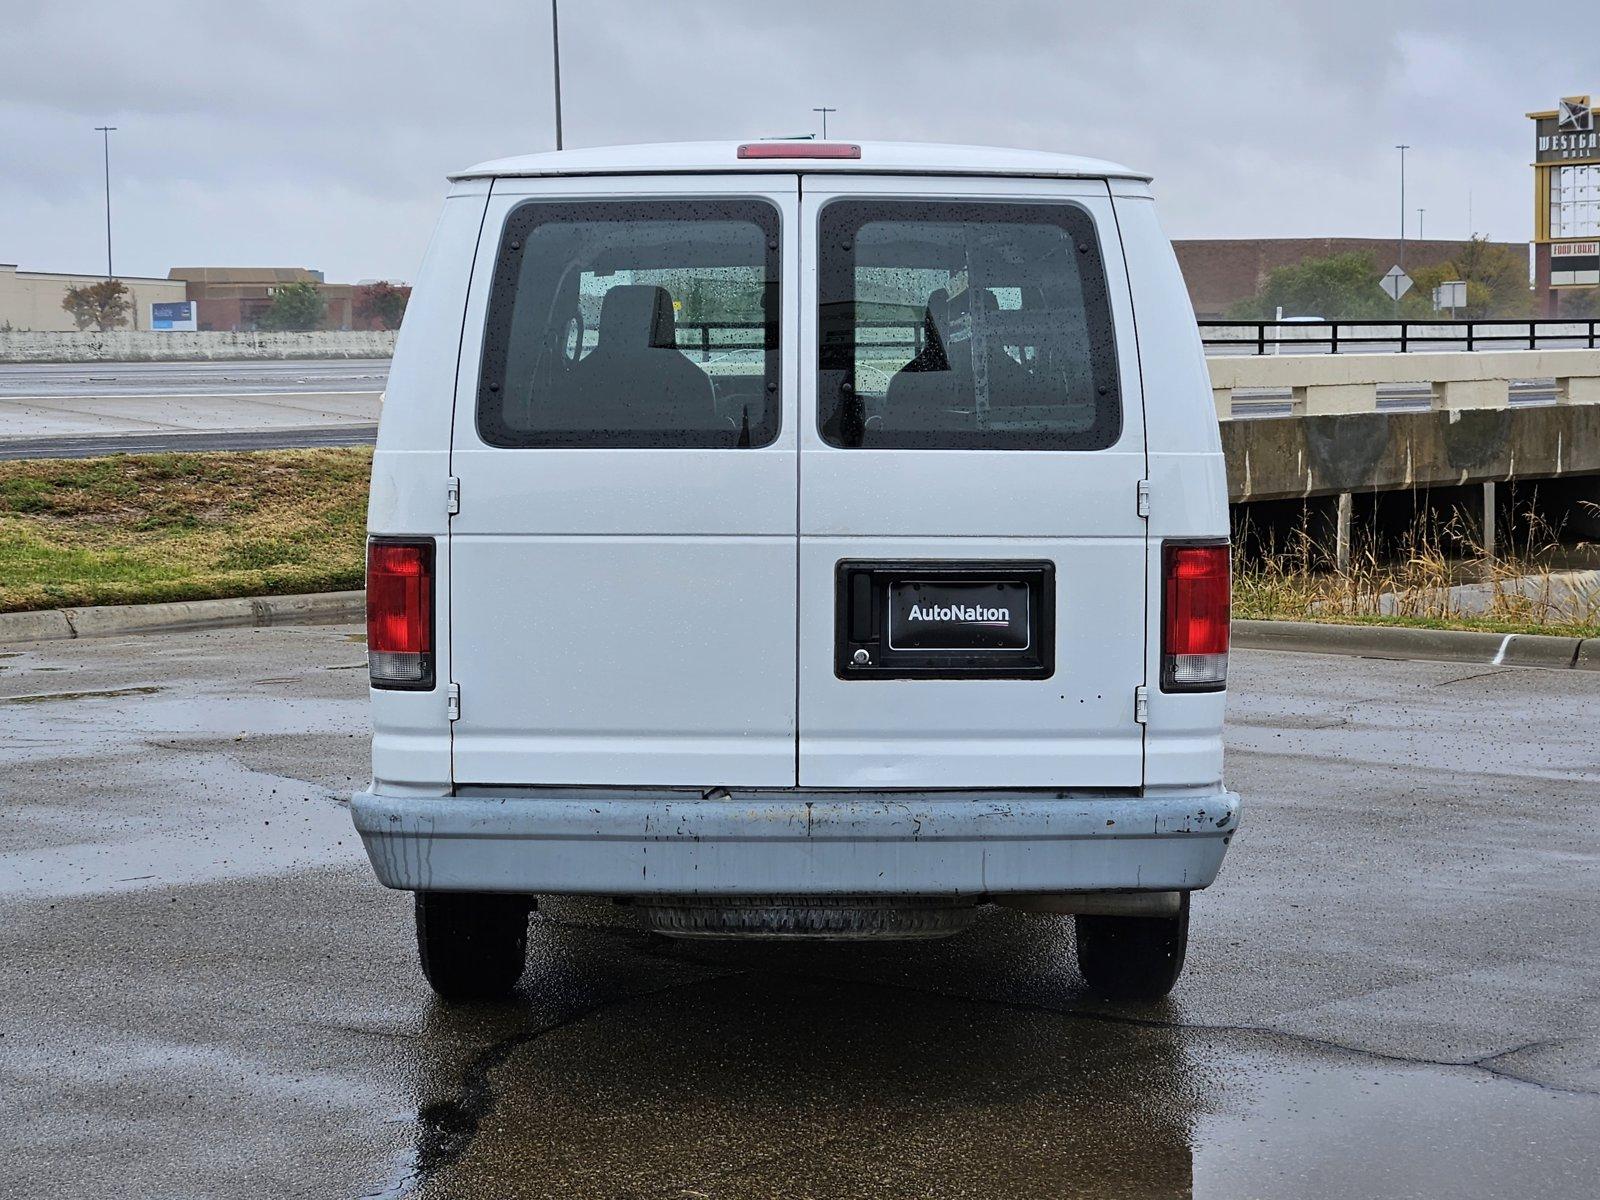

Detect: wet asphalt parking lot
2,624,1598,1199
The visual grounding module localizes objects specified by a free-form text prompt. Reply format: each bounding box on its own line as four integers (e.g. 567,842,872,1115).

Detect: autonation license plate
887,579,1031,651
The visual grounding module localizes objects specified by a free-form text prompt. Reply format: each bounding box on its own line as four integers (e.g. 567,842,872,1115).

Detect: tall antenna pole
813,106,837,139
551,0,564,150
94,125,117,278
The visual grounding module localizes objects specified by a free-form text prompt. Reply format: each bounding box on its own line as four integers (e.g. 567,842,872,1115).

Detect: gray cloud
0,0,1592,282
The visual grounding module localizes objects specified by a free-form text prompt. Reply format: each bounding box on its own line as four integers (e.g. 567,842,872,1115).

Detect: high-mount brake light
737,142,862,160
1161,542,1230,692
367,538,435,689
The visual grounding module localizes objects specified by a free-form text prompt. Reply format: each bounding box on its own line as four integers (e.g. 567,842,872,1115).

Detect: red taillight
1162,542,1230,691
737,141,861,160
367,539,434,688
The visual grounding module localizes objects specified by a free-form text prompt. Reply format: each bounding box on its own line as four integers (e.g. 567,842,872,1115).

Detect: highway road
0,358,385,458
0,358,388,397
1,626,1597,1198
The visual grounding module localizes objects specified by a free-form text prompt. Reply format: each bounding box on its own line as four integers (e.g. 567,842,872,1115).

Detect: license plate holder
835,561,1054,679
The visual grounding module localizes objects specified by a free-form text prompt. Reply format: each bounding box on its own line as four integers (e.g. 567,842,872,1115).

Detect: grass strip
0,448,369,613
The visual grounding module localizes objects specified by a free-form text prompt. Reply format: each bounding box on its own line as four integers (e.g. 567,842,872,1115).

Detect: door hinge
1136,479,1151,518
446,682,461,722
445,476,461,515
1134,685,1149,725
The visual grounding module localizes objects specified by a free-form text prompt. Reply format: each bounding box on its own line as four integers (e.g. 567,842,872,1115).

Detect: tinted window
818,200,1121,450
478,199,779,448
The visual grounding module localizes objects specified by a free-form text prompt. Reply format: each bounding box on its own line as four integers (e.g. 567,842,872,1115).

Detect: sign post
1432,280,1468,313
1379,265,1413,302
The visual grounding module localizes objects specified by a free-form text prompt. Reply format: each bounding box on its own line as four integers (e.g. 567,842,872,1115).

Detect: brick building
168,267,377,331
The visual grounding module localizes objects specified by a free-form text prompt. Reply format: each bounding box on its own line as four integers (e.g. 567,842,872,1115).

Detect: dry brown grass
1234,507,1600,638
0,448,369,612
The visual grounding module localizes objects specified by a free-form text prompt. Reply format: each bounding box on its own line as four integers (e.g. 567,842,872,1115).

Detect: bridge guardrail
1200,319,1600,356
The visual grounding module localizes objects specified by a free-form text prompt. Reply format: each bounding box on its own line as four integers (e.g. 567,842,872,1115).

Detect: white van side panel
446,174,801,787
367,181,489,795
1112,184,1229,787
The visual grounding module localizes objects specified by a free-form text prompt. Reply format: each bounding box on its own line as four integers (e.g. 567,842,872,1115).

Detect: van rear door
448,175,799,786
797,175,1148,787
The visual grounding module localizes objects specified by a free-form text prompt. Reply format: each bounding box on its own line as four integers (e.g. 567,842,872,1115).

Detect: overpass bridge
1210,348,1600,566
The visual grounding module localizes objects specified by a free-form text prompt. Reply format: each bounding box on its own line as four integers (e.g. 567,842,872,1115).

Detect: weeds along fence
1233,502,1600,633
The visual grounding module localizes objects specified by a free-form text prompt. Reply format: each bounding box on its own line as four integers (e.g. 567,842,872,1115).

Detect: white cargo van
354,141,1238,1002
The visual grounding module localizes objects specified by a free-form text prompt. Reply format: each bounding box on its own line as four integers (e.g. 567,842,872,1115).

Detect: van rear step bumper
351,787,1240,897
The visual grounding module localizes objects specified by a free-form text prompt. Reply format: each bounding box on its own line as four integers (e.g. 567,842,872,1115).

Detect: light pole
1418,207,1425,242
94,125,116,279
1395,144,1409,270
1394,144,1409,315
813,106,837,139
550,0,564,150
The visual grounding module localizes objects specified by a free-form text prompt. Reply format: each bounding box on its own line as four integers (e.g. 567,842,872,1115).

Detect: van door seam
794,171,804,787
446,177,497,789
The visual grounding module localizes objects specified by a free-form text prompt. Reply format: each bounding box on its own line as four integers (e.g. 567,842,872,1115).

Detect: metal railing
1199,318,1600,355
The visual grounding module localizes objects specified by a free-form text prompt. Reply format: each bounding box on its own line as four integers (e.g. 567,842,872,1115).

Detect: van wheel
414,891,532,1001
1074,893,1190,1000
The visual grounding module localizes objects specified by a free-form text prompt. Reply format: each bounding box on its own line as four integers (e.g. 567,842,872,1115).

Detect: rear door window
478,199,780,448
817,199,1120,450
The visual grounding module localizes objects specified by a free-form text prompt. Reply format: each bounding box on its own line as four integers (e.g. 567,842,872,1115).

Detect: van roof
452,140,1151,183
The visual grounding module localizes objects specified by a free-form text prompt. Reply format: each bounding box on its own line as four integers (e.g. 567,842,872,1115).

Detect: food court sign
1534,96,1599,162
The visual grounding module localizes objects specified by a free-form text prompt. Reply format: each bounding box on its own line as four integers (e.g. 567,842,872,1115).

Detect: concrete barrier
1210,349,1600,418
0,330,396,363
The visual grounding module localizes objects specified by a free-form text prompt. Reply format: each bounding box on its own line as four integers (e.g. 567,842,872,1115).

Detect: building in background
168,267,371,331
0,264,186,331
1530,95,1600,314
0,263,406,332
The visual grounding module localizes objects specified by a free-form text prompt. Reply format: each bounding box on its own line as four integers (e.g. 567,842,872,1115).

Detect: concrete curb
1233,619,1597,671
0,590,365,645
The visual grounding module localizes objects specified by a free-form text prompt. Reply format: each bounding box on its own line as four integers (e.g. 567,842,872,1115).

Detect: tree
258,281,326,331
61,279,132,331
1226,252,1391,320
354,281,410,330
1401,237,1533,319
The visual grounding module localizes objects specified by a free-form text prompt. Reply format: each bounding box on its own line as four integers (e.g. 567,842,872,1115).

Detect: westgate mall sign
1535,95,1599,162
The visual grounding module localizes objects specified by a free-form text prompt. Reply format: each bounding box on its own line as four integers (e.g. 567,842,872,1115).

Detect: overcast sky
2,1,1595,283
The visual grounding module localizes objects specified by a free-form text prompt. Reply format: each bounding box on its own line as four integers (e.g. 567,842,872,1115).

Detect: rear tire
414,891,532,1001
1074,893,1190,1000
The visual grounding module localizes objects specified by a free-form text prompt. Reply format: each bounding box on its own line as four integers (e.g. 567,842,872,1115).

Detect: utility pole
1394,144,1409,315
813,106,837,139
1395,145,1409,269
550,0,564,150
94,125,116,279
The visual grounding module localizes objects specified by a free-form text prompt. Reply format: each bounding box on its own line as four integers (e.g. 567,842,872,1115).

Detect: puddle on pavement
2,684,165,705
377,948,1599,1200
